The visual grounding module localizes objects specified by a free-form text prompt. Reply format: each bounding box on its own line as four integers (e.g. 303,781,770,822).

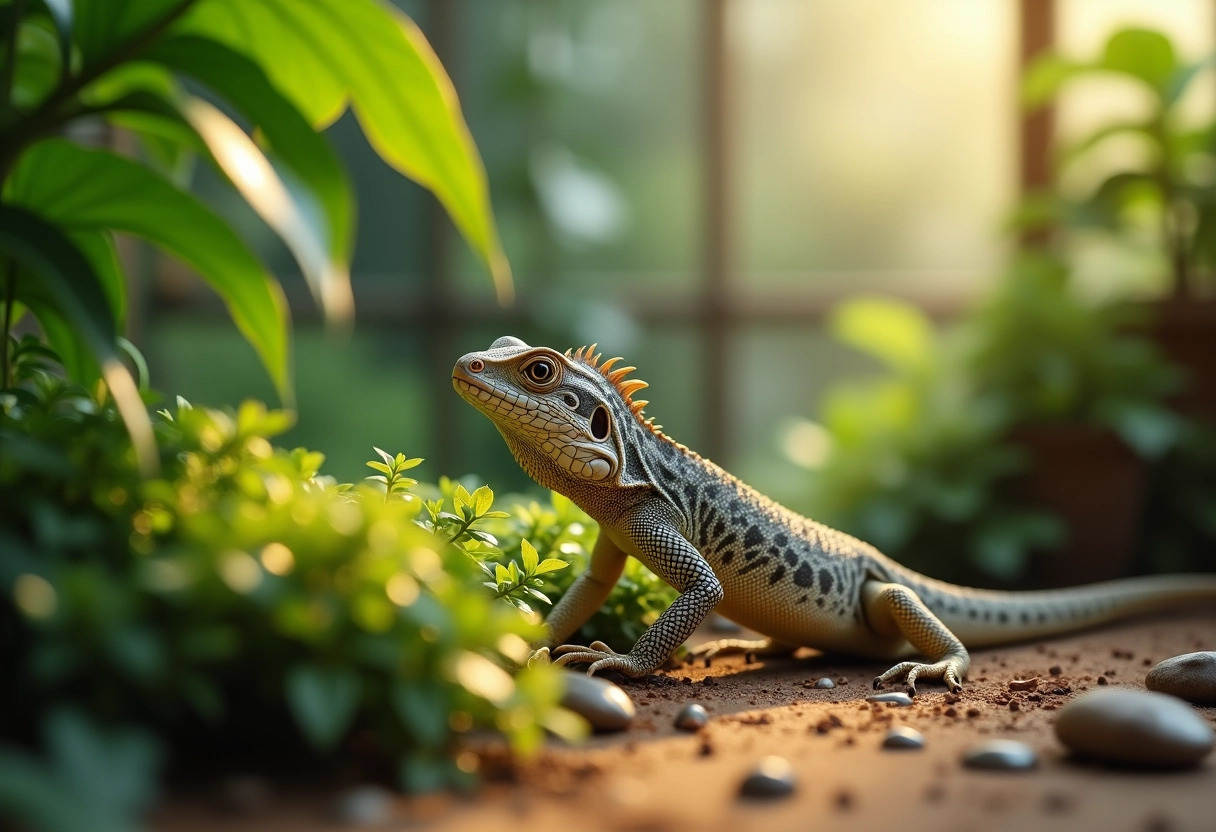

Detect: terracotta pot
1007,425,1147,588
1142,298,1216,423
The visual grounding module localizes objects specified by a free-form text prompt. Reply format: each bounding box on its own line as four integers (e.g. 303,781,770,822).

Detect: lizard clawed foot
553,640,652,678
872,657,966,697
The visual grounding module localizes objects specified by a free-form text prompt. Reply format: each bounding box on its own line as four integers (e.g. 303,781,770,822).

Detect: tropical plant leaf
8,139,292,402
1101,28,1177,92
0,206,156,474
177,0,513,302
182,96,353,325
146,35,353,263
831,296,936,375
71,0,189,68
11,17,62,109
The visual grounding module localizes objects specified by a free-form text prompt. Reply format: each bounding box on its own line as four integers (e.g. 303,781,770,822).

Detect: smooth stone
882,726,925,750
867,691,914,707
332,785,394,825
739,756,796,799
1146,652,1216,706
814,677,836,689
560,671,636,732
1055,688,1213,768
674,703,709,731
962,740,1038,771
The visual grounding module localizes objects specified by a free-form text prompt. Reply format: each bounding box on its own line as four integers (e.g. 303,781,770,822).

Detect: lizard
452,335,1216,694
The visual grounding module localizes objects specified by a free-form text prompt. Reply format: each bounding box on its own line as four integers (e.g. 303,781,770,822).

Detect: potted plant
1021,26,1216,421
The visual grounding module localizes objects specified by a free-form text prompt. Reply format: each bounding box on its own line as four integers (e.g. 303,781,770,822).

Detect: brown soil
155,610,1216,832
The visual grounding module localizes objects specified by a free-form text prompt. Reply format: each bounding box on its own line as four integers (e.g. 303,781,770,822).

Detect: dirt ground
156,610,1216,832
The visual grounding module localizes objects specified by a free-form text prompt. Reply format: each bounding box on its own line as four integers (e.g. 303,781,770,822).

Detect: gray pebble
561,671,636,732
739,756,796,799
1146,652,1216,706
814,677,836,689
866,691,914,707
674,703,709,731
1054,688,1213,768
332,785,394,825
882,726,925,750
962,740,1038,771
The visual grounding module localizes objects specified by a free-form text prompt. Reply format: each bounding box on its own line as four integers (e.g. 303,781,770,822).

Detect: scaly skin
453,336,1216,694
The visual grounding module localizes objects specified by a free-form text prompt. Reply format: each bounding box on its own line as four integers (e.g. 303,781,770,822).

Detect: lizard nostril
468,359,484,373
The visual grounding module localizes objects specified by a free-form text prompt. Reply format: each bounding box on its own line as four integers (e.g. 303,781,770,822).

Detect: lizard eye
523,357,558,387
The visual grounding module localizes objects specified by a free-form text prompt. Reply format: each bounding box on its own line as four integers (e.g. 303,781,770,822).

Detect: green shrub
0,340,587,831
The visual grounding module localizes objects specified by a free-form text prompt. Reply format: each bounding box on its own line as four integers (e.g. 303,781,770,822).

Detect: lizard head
452,336,655,492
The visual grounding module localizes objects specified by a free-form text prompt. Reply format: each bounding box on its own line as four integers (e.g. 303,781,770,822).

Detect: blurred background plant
796,23,1216,586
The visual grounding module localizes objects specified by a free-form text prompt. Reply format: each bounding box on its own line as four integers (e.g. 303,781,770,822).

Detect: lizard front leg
529,532,626,666
863,581,969,695
553,509,723,678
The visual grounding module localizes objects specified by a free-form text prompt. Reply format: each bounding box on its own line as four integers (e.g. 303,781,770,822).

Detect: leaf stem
1,259,15,388
0,0,26,116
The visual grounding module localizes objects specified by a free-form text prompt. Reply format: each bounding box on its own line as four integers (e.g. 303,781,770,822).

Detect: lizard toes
872,676,884,691
906,684,918,698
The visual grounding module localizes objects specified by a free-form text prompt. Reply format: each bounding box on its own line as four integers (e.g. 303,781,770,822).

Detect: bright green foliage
0,0,511,462
0,344,582,831
476,492,679,649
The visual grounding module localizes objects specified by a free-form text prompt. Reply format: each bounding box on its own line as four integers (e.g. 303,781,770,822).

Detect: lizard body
453,336,1216,693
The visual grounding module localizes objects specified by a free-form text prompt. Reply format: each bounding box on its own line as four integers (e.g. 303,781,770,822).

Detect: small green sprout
365,446,423,502
484,539,568,614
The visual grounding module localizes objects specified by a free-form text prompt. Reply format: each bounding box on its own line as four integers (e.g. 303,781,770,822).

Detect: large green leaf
181,96,353,323
177,0,513,302
147,35,353,261
70,0,190,68
831,296,936,375
140,36,354,320
29,230,125,385
0,205,155,475
7,139,291,401
1101,28,1177,92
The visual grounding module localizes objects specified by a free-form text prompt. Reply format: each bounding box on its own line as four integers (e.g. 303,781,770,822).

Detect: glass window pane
734,0,1017,298
448,0,702,300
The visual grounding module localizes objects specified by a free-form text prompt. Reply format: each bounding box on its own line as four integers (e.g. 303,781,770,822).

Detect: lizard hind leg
863,581,970,696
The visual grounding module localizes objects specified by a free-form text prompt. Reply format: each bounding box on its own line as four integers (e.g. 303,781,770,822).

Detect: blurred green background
136,0,1216,579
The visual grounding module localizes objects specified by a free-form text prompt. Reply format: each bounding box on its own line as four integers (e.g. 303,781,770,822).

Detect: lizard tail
918,573,1216,648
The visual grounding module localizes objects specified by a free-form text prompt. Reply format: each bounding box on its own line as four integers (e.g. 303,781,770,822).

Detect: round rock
882,726,925,750
674,703,709,731
561,672,636,732
1054,688,1213,768
962,740,1038,771
332,785,394,825
814,677,836,689
739,756,796,799
1145,652,1216,706
867,691,914,707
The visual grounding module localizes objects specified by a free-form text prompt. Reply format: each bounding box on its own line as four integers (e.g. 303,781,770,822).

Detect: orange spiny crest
569,345,654,416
